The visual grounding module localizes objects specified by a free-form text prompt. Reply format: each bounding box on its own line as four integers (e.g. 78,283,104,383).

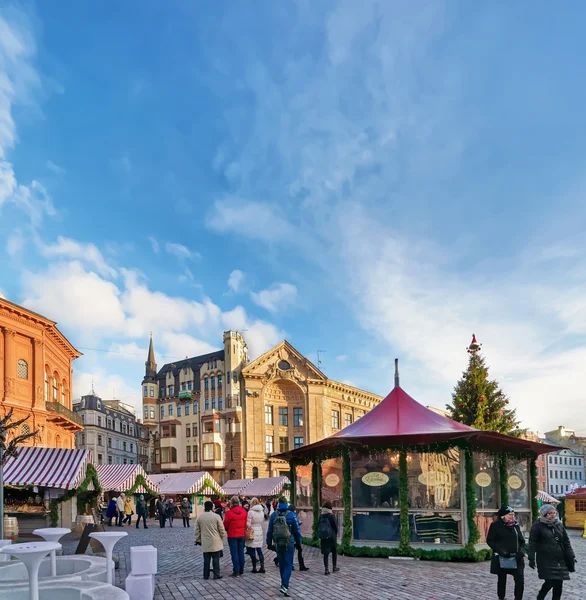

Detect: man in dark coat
156,495,167,528
528,504,576,600
486,505,526,600
135,494,148,529
319,501,339,575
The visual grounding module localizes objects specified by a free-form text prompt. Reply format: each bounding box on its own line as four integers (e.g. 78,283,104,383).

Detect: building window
554,457,558,464
188,381,193,391
53,375,58,401
185,403,190,416
169,404,173,416
215,420,221,433
193,445,198,462
161,447,178,463
108,437,112,448
160,386,165,397
169,385,174,396
204,421,213,434
130,443,133,453
279,436,289,453
279,407,288,427
186,446,191,463
181,382,187,391
193,425,198,437
252,466,259,479
230,469,236,479
149,386,154,397
345,413,353,427
294,408,303,427
204,377,209,390
233,371,237,383
161,406,165,418
44,370,49,401
294,437,304,449
331,410,340,430
107,418,112,429
205,399,210,410
17,359,28,379
123,441,127,451
143,385,148,397
212,397,216,409
108,455,112,464
98,454,102,464
230,446,234,461
186,425,191,437
203,443,221,461
150,408,155,420
123,458,127,464
122,423,127,434
576,500,586,512
61,383,66,405
265,435,274,454
265,405,273,425
211,376,216,389
177,404,182,417
194,401,198,414
233,394,239,407
129,426,134,436
218,374,223,388
80,433,85,445
227,395,232,408
98,435,103,446
218,396,223,410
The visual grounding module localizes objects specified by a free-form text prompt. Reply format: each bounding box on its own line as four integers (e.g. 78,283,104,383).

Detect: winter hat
497,505,514,518
539,504,556,517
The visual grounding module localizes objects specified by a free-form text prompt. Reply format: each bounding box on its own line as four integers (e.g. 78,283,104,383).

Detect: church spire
144,333,157,381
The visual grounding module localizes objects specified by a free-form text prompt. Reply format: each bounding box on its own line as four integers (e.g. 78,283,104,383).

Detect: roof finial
91,379,95,394
394,358,400,388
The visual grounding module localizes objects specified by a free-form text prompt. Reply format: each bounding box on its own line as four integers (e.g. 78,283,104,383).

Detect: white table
32,527,71,577
0,541,61,600
89,531,127,585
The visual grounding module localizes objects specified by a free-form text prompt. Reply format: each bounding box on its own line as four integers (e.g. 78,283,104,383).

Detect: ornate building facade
140,333,382,482
0,298,83,449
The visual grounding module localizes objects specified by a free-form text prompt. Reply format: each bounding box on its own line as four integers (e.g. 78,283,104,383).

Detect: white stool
130,545,157,575
125,573,155,600
0,541,12,563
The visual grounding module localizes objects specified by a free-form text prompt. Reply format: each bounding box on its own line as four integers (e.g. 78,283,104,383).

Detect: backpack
272,511,292,549
318,514,334,541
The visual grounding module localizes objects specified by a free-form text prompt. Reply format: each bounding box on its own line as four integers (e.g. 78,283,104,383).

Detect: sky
1,1,586,436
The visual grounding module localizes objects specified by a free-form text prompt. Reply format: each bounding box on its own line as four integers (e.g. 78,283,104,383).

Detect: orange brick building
0,298,83,449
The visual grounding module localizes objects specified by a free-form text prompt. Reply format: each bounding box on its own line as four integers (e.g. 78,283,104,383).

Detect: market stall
241,476,290,499
221,478,253,497
3,447,96,536
562,486,586,529
278,364,558,561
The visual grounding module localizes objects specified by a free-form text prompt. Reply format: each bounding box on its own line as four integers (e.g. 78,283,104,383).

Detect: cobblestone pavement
61,521,585,599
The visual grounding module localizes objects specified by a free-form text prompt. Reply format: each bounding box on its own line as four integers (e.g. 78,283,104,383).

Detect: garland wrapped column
529,457,539,521
398,450,410,554
341,450,352,550
499,455,509,507
464,450,479,547
289,461,297,509
311,460,321,543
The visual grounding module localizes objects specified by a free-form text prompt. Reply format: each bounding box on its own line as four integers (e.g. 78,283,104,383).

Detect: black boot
258,558,265,574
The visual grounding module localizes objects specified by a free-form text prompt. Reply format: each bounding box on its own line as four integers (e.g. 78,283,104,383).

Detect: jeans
116,512,124,527
538,580,563,600
123,514,132,525
203,551,221,579
136,514,147,528
276,544,295,589
167,515,174,527
323,547,337,570
159,514,166,528
497,570,524,600
247,547,264,570
228,537,245,575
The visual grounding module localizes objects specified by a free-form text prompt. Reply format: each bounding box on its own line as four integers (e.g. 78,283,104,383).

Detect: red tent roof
564,486,586,500
277,385,560,461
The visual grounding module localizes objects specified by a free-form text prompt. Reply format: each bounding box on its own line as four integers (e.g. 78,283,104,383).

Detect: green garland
289,463,297,508
49,464,101,527
499,456,509,507
341,450,352,550
311,460,321,543
398,451,410,553
464,449,479,547
529,457,539,521
124,473,159,497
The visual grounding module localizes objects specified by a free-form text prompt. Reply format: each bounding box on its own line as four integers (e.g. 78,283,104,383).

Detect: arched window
17,359,28,379
61,381,66,405
44,369,49,401
252,467,259,479
52,374,58,401
55,434,61,448
230,469,236,480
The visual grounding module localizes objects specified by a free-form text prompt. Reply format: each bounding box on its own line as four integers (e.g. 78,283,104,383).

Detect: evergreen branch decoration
124,473,159,497
465,450,479,547
289,462,297,508
529,457,539,521
49,464,101,527
499,456,509,507
341,450,352,550
311,460,321,543
398,450,410,553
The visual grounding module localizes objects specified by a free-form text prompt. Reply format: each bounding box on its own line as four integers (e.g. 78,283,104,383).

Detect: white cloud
178,268,194,283
148,237,160,253
0,290,6,299
251,283,297,314
336,354,348,362
73,368,137,408
46,160,65,175
221,306,284,358
6,229,25,257
228,270,245,293
40,236,118,278
160,332,217,359
107,342,148,362
165,242,200,261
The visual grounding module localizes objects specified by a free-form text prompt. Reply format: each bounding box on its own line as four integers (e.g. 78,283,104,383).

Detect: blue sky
1,1,586,434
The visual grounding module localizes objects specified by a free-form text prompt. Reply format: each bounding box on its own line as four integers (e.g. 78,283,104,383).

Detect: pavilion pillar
398,450,410,552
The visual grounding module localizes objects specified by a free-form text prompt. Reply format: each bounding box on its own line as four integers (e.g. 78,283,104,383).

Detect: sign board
475,473,492,488
324,474,340,487
361,472,389,487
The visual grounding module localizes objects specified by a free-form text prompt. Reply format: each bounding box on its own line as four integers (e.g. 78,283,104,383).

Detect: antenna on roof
317,350,326,369
91,379,95,395
394,359,400,388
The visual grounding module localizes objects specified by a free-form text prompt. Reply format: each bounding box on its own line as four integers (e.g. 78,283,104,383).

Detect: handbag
552,524,575,572
498,525,519,570
245,526,255,541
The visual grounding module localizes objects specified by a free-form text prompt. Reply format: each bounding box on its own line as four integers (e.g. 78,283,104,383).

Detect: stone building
136,419,152,472
141,332,382,482
73,393,138,465
0,297,83,448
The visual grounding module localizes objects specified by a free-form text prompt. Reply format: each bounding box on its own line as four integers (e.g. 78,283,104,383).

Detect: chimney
394,358,400,388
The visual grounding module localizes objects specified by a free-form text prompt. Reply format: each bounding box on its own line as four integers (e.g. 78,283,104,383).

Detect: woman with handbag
528,504,576,600
245,498,266,573
487,505,526,600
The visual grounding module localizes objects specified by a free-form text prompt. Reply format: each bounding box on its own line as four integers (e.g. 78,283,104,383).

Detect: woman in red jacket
224,495,248,577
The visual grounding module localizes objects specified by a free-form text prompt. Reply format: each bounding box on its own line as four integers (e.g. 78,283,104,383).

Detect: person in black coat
486,505,526,600
528,504,576,600
318,501,339,575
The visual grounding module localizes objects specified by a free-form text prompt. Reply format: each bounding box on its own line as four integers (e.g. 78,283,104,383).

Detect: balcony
179,390,192,399
46,402,83,431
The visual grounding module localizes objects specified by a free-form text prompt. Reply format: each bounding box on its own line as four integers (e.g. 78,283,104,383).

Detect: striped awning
3,447,91,490
537,490,561,504
95,464,160,494
222,478,253,496
241,476,290,498
149,471,224,496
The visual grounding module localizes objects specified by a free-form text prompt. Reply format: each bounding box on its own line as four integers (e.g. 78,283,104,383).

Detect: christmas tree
446,334,520,434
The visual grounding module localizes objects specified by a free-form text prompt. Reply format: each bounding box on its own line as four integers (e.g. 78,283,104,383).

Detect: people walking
245,498,266,574
224,495,248,577
195,501,226,580
319,501,339,575
167,498,176,527
486,505,526,600
116,493,126,527
123,494,133,525
180,497,191,527
135,494,148,529
267,496,302,597
265,499,271,520
156,495,167,528
528,504,576,600
106,496,118,527
274,505,308,571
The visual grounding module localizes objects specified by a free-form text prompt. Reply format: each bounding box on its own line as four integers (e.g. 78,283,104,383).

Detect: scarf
539,516,560,527
321,507,333,515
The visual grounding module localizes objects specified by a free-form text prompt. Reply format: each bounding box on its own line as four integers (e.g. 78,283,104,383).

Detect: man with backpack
319,501,339,575
266,496,302,597
273,505,309,571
